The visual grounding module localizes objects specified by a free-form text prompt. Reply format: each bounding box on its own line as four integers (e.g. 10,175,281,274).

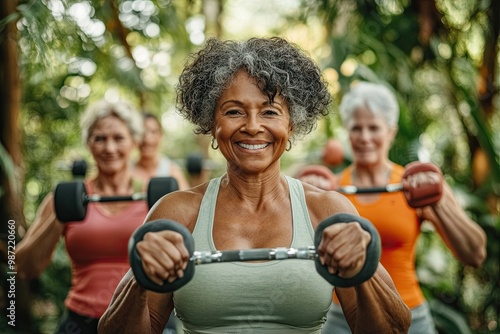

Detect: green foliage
431,299,473,334
12,0,198,330
7,0,499,332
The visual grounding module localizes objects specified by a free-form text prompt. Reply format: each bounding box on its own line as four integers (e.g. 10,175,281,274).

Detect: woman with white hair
17,99,149,334
321,82,487,333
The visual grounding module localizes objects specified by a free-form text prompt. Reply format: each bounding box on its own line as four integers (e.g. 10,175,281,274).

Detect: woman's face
213,70,293,174
347,107,396,167
88,115,136,176
139,117,162,158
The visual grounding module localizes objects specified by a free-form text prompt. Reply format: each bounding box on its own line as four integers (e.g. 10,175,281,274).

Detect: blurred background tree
0,0,498,333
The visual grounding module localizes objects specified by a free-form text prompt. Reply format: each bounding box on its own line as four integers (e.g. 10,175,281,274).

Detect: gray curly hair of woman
175,37,332,141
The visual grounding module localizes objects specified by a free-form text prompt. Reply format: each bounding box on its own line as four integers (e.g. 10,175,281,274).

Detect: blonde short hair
80,99,144,144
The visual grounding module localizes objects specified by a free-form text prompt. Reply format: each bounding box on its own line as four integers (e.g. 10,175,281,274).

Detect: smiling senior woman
98,37,411,334
321,81,487,334
17,99,148,334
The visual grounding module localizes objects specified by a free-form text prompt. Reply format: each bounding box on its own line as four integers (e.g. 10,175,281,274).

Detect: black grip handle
314,213,381,287
128,220,195,293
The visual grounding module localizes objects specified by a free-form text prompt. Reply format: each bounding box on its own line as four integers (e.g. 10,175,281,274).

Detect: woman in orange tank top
320,82,487,333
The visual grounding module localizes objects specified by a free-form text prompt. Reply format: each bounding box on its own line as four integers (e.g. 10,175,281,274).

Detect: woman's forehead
90,115,129,132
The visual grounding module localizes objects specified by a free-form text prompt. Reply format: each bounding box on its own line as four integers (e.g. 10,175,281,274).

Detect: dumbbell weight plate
71,159,87,178
147,177,179,209
186,152,204,176
128,220,195,293
54,181,87,223
314,213,381,287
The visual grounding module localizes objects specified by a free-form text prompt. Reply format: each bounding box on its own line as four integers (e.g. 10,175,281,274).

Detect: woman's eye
264,109,278,115
226,109,241,116
350,126,361,132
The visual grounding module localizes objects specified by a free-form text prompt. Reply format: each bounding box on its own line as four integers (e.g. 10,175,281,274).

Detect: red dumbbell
401,162,443,208
297,162,443,208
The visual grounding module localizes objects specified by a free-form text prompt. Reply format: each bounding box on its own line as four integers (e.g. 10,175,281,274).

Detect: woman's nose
359,128,371,141
242,114,262,134
103,139,119,152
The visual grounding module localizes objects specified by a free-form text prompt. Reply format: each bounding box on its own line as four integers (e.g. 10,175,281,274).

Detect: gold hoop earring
211,138,219,150
286,139,292,151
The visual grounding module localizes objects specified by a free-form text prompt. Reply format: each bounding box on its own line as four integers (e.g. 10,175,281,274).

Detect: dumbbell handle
337,183,403,194
86,193,146,203
192,246,317,264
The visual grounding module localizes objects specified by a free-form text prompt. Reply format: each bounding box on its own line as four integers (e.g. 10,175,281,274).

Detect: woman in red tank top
17,99,149,334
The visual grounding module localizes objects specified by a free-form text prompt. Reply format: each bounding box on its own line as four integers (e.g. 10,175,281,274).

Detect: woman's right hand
136,230,191,285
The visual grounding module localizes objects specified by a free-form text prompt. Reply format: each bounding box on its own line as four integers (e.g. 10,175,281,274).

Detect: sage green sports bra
173,175,333,334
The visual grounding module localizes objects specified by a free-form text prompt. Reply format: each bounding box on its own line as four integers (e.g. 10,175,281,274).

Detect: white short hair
339,82,399,128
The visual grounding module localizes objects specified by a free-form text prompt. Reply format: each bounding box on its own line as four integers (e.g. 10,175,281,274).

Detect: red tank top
335,164,425,308
63,181,148,318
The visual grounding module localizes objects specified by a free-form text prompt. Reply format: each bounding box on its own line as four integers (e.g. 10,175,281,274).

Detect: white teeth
238,143,268,150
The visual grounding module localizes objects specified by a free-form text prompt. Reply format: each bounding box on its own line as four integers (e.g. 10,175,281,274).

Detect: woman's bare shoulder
146,181,210,231
301,181,359,227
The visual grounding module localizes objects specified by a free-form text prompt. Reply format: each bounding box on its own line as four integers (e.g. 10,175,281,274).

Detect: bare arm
98,189,202,333
16,194,64,279
97,270,172,334
419,182,487,267
337,264,411,334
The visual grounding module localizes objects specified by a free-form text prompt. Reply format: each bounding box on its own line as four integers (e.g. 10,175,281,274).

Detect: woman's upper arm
17,193,64,278
304,184,360,227
145,188,203,230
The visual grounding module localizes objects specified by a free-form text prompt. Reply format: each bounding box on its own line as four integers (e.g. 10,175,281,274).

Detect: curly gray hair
176,37,332,141
80,99,144,144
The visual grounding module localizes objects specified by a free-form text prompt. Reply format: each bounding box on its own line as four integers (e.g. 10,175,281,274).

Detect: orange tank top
63,181,148,318
334,164,425,308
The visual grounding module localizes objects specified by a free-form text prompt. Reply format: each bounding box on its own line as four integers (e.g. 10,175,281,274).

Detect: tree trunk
0,1,36,332
473,0,499,189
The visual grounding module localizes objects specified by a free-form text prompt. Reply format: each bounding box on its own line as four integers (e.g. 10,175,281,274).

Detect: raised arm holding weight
320,82,487,334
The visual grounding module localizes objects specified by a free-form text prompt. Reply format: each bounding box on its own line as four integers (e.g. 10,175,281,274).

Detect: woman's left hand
316,222,371,278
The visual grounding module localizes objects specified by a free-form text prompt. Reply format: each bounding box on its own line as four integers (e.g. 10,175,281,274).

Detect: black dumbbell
71,159,87,178
54,177,179,223
128,213,381,292
185,152,204,176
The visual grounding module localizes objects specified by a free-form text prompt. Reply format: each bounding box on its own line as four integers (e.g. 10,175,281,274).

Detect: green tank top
173,175,333,333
